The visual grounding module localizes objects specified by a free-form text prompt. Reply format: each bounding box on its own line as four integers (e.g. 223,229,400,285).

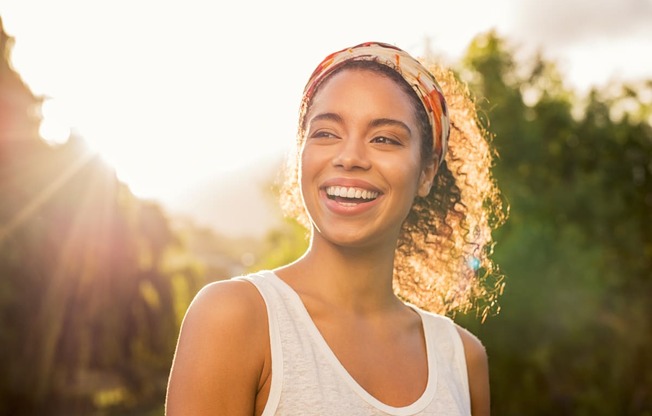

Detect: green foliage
249,216,309,272
0,139,206,414
456,31,652,415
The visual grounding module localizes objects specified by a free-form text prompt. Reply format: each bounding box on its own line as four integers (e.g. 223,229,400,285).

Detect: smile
325,186,380,204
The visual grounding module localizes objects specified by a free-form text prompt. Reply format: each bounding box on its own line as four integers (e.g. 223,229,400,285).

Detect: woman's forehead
306,69,416,120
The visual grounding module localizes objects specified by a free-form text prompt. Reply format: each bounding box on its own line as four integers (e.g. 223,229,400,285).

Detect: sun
37,96,181,201
39,99,72,146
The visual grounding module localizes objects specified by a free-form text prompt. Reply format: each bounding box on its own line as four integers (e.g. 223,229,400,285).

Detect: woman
166,41,504,416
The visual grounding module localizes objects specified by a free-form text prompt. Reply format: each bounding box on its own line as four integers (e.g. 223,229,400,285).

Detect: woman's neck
276,232,401,314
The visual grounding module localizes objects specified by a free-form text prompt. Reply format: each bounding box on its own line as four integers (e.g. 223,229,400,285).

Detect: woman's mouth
325,186,380,206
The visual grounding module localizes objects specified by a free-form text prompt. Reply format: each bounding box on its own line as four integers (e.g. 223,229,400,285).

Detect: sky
1,0,651,236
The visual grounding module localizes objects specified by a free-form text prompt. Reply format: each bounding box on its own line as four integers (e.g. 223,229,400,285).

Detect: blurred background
0,0,651,415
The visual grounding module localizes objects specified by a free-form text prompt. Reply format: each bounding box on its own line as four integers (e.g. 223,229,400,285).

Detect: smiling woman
166,41,505,416
299,68,429,247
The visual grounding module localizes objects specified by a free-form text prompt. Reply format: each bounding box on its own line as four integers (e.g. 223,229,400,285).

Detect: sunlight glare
3,0,646,211
39,98,72,145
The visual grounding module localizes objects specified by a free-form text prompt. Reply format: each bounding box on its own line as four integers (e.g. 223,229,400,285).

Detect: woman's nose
332,137,371,170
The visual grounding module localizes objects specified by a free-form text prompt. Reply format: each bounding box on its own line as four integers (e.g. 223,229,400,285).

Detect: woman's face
300,69,435,249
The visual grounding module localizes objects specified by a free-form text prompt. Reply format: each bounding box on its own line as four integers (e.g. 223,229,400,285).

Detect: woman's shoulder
453,324,487,367
426,314,489,415
412,307,487,363
166,276,271,415
454,324,490,416
412,308,486,352
185,277,267,330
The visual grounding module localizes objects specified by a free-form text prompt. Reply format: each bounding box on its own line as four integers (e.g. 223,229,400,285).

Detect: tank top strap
411,308,471,413
232,271,285,416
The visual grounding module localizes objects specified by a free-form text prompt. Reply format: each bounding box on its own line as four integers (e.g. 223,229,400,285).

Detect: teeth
325,186,379,200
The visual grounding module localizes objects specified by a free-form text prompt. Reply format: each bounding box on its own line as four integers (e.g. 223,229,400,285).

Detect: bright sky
1,0,651,234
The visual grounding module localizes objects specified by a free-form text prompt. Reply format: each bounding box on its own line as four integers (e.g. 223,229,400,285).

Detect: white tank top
238,271,471,416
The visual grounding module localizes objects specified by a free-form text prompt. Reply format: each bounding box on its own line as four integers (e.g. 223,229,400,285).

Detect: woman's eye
371,136,401,145
310,130,338,139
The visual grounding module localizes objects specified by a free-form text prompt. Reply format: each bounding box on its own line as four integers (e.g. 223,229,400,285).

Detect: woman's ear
417,160,437,197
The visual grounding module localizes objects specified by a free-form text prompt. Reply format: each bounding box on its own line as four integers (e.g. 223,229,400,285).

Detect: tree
0,17,203,415
457,31,652,415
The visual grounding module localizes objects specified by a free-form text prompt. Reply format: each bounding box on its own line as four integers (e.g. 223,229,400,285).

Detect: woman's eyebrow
310,113,412,136
368,118,412,136
309,112,344,125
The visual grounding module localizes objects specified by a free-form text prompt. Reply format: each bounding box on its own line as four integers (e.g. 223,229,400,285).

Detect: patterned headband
302,41,450,166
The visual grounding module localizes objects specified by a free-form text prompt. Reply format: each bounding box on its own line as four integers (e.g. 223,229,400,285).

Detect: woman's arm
166,280,269,416
456,325,490,416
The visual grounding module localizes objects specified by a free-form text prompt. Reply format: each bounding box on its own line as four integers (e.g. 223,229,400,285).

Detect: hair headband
302,41,450,166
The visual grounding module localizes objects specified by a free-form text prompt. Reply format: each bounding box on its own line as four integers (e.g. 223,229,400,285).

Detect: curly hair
279,59,506,319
